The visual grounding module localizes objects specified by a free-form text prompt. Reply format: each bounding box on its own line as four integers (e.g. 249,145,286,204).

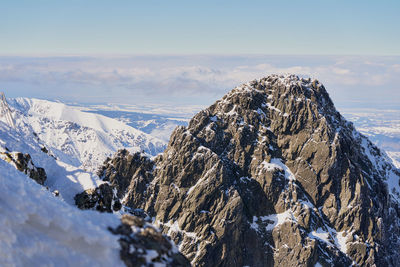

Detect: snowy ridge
8,98,166,172
0,118,104,204
0,97,167,204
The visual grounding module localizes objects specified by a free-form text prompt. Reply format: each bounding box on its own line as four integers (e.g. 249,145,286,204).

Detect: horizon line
1,53,400,58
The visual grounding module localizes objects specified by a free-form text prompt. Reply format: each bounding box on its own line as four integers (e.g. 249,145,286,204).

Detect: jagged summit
224,74,333,107
78,75,400,266
193,74,342,136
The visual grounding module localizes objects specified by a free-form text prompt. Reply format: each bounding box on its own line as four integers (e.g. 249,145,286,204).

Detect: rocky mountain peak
191,74,339,128
183,74,356,205
214,74,334,116
78,74,400,266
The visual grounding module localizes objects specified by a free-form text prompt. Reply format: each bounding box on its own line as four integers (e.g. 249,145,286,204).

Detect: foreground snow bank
0,160,123,267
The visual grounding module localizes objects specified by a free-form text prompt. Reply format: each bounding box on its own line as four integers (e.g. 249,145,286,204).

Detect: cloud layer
1,55,399,109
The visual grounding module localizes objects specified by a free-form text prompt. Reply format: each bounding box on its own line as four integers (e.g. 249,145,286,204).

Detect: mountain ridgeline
77,74,400,266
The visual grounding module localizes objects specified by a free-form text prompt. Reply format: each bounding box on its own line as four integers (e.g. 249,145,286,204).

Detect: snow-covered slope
0,159,123,267
341,108,400,168
8,98,166,172
0,97,166,204
83,109,189,143
0,117,104,204
0,96,189,266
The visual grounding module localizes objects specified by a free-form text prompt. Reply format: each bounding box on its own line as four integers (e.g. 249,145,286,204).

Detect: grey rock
109,214,190,267
74,183,121,212
81,74,400,266
1,151,47,185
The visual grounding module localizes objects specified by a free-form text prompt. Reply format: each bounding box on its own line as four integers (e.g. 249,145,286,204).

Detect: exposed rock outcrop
77,74,400,266
0,151,47,185
75,150,154,213
109,214,190,267
97,150,155,203
74,183,121,212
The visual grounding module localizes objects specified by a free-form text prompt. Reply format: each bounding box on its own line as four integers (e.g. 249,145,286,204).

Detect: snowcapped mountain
0,106,104,204
0,97,167,204
8,98,166,172
77,75,400,266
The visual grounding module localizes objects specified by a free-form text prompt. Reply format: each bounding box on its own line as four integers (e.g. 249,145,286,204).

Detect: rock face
109,214,190,267
0,151,47,185
74,150,154,213
78,74,400,266
74,183,121,212
97,149,155,203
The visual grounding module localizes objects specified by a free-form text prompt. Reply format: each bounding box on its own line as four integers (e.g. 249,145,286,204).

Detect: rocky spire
78,74,400,266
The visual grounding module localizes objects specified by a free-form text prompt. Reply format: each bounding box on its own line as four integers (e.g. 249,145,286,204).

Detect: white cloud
1,55,399,107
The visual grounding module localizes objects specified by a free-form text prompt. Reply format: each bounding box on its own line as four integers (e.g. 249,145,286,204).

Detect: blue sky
0,1,399,111
1,0,399,55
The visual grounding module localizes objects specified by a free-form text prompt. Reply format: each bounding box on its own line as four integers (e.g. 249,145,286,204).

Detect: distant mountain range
82,109,188,143
341,108,400,168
